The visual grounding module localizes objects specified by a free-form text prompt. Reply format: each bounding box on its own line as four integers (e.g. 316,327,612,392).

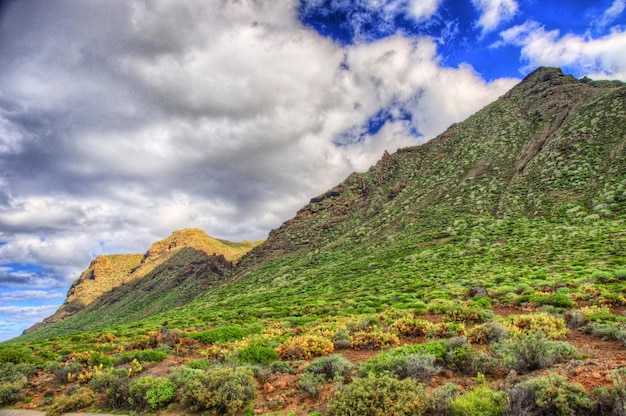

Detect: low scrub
358,351,439,381
277,335,334,360
188,325,248,344
45,386,96,416
128,375,177,410
304,354,354,382
508,372,592,416
236,342,279,365
504,313,568,339
170,366,256,415
493,331,577,373
328,374,428,416
450,385,507,416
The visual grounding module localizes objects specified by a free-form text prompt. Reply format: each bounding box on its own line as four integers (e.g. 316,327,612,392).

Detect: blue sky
0,0,624,342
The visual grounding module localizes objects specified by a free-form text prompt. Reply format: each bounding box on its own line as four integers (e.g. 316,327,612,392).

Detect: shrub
333,330,352,350
189,325,248,344
269,360,295,374
493,331,577,373
428,383,461,415
508,372,592,416
45,386,96,416
592,270,615,283
450,385,506,416
129,376,176,410
89,369,131,410
428,322,466,338
443,336,496,375
505,313,567,339
328,374,428,416
580,305,618,322
304,354,354,382
171,366,256,415
392,317,434,336
277,335,334,360
359,352,440,381
350,330,400,350
467,321,508,344
237,342,279,365
616,269,626,281
297,372,326,398
444,306,492,324
0,347,34,364
187,357,214,370
531,292,575,308
144,377,177,410
0,381,24,405
591,368,626,416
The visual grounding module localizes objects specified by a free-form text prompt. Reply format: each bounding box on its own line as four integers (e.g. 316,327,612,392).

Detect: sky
0,0,624,342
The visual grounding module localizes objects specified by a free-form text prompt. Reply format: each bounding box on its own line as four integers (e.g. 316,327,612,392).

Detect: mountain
23,229,261,335
6,67,626,415
18,67,626,339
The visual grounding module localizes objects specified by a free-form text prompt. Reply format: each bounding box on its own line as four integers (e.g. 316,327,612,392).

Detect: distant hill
23,229,261,335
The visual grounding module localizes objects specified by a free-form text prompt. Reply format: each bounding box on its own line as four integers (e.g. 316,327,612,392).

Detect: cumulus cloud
0,0,518,340
499,20,626,79
472,0,518,34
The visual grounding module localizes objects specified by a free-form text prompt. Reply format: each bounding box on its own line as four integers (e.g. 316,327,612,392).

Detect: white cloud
0,304,60,341
0,290,65,302
472,0,519,34
407,0,442,21
499,20,626,80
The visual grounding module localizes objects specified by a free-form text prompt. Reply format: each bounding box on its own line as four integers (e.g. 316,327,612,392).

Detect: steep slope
164,67,625,327
22,229,261,336
238,67,625,271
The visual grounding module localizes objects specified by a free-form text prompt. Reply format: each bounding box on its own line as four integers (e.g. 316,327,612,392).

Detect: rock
264,382,275,394
592,372,603,379
469,286,488,298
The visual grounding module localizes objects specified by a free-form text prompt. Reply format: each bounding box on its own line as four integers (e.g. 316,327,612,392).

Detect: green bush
269,360,295,374
189,325,248,344
428,383,461,415
144,377,177,410
45,386,96,416
88,369,131,410
508,372,592,416
129,376,176,410
0,381,24,405
442,336,496,375
444,305,493,324
304,354,354,382
297,371,326,398
450,385,506,416
531,292,575,308
359,352,439,381
328,374,428,416
493,331,577,373
0,347,34,364
467,321,508,344
237,342,279,365
170,366,256,415
592,368,626,416
186,357,214,370
592,270,615,283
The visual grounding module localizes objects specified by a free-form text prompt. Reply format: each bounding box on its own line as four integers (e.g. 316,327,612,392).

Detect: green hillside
2,67,626,415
